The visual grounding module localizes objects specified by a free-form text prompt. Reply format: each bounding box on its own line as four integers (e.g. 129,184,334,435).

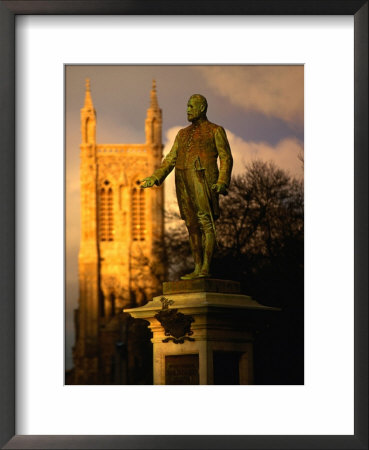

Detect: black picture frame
0,1,367,449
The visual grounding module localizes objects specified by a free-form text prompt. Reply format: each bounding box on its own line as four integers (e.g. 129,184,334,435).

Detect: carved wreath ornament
154,297,195,344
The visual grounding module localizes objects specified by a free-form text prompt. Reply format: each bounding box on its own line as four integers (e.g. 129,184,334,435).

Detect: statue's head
187,94,208,122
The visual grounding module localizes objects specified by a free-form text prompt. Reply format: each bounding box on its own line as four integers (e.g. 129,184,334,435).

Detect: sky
65,65,304,369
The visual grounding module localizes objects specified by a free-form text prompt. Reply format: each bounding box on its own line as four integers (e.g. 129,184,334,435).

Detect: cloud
162,127,182,212
226,130,304,178
162,126,303,209
197,66,304,126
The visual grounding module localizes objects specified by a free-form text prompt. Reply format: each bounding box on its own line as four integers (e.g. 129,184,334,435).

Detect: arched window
99,188,107,241
151,117,156,142
84,117,89,143
139,189,146,238
131,183,146,241
99,182,114,242
107,188,114,241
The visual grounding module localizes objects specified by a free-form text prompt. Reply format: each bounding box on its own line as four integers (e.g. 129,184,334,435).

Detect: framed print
0,1,367,449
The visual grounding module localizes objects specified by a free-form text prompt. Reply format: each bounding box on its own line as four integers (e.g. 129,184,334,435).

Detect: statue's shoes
180,271,200,280
197,271,211,278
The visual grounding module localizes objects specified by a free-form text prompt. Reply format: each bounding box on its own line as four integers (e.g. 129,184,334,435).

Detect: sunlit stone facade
72,80,164,384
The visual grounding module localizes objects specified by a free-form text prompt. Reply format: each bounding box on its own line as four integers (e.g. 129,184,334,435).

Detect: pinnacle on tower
84,78,94,110
150,79,159,110
145,79,162,147
81,78,96,145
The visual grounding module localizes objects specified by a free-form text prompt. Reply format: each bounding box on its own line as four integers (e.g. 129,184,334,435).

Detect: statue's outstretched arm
141,134,179,188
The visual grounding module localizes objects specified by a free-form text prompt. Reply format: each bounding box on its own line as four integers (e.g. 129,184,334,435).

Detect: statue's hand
140,176,157,188
211,182,228,195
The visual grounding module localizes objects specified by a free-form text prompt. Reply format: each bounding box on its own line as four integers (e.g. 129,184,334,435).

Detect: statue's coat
153,119,233,220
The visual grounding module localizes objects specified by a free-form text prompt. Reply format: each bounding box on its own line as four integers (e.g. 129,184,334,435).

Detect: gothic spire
84,78,94,109
145,79,162,147
81,78,96,145
149,79,159,110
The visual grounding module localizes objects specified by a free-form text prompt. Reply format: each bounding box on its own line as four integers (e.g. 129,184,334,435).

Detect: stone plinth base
124,279,276,385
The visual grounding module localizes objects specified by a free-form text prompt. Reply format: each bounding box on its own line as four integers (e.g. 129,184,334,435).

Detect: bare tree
217,160,303,253
165,160,304,306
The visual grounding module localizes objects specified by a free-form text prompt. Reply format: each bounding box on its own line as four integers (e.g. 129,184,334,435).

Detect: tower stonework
72,80,165,384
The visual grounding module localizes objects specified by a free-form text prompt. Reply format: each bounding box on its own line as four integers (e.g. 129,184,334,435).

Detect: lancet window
99,181,114,241
131,183,146,241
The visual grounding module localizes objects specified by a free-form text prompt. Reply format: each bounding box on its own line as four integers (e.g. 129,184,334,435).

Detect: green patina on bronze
141,94,233,279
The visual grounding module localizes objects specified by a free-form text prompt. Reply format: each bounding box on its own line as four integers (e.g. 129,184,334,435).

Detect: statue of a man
141,94,233,279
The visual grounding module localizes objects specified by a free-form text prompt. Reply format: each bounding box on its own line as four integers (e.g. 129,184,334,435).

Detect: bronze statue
141,94,233,279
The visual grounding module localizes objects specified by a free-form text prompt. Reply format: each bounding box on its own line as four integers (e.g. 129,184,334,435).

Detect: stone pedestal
124,279,276,385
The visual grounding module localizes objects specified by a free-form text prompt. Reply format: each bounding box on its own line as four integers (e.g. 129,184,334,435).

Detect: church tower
72,79,165,384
